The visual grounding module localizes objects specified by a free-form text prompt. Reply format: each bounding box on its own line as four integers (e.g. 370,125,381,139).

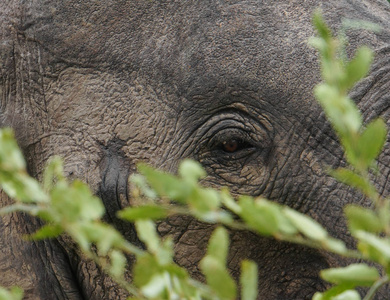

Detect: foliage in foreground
0,11,389,300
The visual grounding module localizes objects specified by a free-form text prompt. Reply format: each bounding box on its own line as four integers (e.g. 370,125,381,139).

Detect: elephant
0,0,390,299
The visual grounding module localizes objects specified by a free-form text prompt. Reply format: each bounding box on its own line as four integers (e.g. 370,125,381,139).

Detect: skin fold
0,0,390,299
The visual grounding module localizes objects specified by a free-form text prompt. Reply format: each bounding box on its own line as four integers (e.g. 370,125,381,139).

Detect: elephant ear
0,2,44,147
0,1,22,129
0,5,11,115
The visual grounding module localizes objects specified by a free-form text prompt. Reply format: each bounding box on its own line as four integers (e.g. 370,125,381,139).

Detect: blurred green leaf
188,187,221,217
130,174,158,200
342,19,382,33
156,237,174,266
50,180,105,222
207,227,229,265
135,220,160,253
118,205,168,221
178,159,206,183
355,118,387,171
140,273,167,298
321,238,348,255
0,172,47,203
138,164,191,202
312,284,356,300
238,196,280,236
71,181,105,220
109,250,127,279
321,264,379,287
312,10,332,43
342,47,374,92
240,260,258,300
330,168,378,200
314,84,362,138
283,208,328,241
43,157,65,192
220,189,242,214
200,256,237,300
133,253,162,288
27,224,64,240
0,128,26,171
344,205,382,234
0,286,24,300
200,227,237,299
356,231,390,265
332,290,361,300
75,222,126,255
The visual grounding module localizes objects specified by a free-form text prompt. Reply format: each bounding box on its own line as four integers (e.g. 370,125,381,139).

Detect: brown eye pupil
222,139,239,153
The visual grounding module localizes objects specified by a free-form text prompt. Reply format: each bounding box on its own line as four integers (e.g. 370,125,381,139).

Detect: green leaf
51,180,105,222
308,37,328,55
66,224,90,252
200,256,237,300
188,187,221,216
178,159,206,183
0,286,24,300
342,19,382,33
71,181,105,220
96,227,126,256
320,263,379,287
332,290,361,300
135,220,160,253
0,128,26,171
344,205,382,234
27,224,64,240
138,164,192,202
200,226,236,299
313,284,355,300
0,172,47,203
283,208,328,241
356,231,390,265
312,10,332,42
109,250,127,279
118,205,168,221
330,168,378,200
133,253,162,288
43,157,65,191
77,223,125,255
240,260,258,300
220,189,242,214
322,238,348,255
207,227,229,265
312,292,324,300
355,118,387,171
156,237,174,266
238,196,281,236
0,204,41,216
342,46,374,91
140,273,167,298
314,84,362,137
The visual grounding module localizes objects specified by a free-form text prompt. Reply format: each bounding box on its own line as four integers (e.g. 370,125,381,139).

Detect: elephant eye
220,138,253,153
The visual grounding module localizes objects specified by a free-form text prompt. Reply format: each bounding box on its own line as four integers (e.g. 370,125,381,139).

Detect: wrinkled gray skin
0,0,390,299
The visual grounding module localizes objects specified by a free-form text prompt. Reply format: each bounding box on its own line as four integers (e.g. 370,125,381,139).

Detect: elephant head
0,0,390,299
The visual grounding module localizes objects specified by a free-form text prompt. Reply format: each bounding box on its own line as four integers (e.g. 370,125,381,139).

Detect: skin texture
1,0,390,299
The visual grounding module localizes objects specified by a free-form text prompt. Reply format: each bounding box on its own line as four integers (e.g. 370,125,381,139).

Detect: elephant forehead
22,0,324,115
21,1,317,74
45,68,178,140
